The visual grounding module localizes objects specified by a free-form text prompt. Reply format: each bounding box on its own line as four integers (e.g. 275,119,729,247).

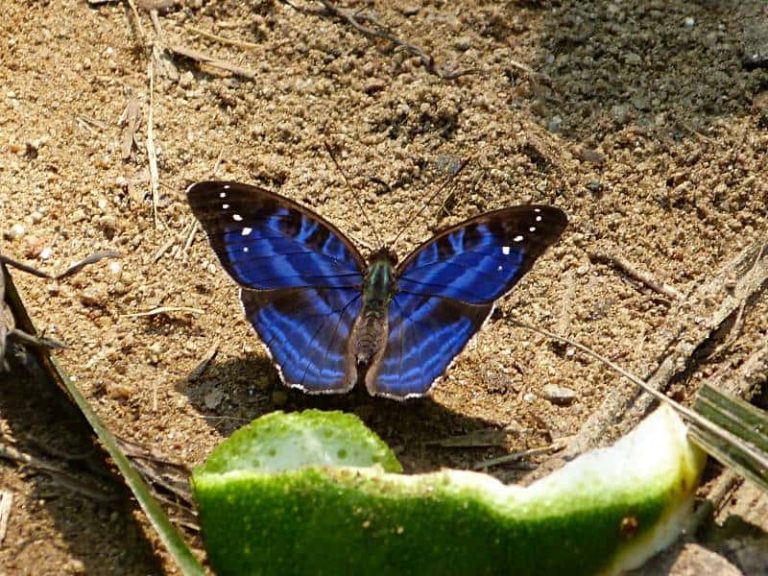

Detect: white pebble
4,223,26,240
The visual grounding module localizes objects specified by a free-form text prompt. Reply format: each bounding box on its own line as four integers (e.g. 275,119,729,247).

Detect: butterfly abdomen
354,256,397,366
354,307,389,366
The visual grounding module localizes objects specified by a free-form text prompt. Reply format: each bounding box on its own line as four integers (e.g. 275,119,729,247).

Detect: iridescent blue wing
366,206,567,398
187,181,366,393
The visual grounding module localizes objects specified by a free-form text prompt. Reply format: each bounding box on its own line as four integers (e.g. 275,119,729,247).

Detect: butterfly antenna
388,158,470,250
324,141,383,248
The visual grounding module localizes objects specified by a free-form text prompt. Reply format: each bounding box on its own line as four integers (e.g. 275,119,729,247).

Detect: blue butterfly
187,182,567,400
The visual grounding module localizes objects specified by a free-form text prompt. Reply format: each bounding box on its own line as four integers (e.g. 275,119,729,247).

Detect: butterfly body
188,181,567,400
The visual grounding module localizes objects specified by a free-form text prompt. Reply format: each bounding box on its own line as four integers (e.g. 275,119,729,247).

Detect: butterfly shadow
178,353,507,473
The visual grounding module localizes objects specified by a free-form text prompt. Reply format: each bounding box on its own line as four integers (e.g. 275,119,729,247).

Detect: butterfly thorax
354,251,398,366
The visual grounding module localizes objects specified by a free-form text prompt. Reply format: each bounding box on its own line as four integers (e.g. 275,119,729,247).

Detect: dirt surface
1,0,767,574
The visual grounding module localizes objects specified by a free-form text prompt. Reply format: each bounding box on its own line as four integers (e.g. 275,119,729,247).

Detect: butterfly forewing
187,182,365,290
365,206,567,398
396,206,568,302
187,181,365,393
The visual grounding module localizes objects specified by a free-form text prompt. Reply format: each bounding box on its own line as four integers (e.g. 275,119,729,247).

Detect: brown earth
1,0,767,574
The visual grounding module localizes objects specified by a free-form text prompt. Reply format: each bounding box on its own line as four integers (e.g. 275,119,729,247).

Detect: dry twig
308,0,472,80
168,45,257,79
590,250,685,301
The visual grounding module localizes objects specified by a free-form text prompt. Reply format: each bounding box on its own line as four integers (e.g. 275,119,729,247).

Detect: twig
590,250,685,301
314,0,472,80
146,58,161,228
0,491,12,546
180,220,199,256
123,0,148,49
473,441,566,470
169,45,257,79
0,442,115,501
0,251,119,281
187,26,262,50
122,306,205,318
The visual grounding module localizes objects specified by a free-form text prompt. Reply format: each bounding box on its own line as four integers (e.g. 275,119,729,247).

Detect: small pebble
39,246,53,261
363,78,387,94
4,223,25,240
179,71,194,89
80,287,105,307
204,388,225,410
454,36,472,51
542,384,577,406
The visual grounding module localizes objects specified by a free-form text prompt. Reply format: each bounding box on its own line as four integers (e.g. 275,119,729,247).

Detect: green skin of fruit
192,408,704,576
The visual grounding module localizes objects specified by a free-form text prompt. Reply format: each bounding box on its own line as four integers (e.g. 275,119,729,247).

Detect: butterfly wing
366,206,567,398
187,181,365,393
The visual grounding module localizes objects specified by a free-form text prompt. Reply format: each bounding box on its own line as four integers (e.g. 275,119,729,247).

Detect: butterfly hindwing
365,293,491,398
241,287,362,392
366,206,567,398
187,182,365,393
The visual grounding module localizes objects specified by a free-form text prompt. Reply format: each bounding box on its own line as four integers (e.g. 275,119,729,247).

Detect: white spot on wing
242,227,253,236
219,192,227,198
222,203,230,210
529,226,536,232
534,208,541,213
243,247,249,253
497,265,503,271
513,235,524,242
535,215,542,222
223,184,231,190
502,245,510,255
233,214,243,222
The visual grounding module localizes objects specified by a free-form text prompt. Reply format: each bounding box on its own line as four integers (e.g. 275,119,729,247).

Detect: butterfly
187,181,567,400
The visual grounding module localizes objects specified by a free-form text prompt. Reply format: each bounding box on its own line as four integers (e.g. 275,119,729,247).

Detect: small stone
4,223,25,240
179,71,194,89
39,246,53,261
106,382,134,401
684,17,695,28
547,115,563,133
363,78,387,94
542,384,577,406
454,36,472,51
80,286,105,307
149,342,163,355
401,4,420,16
624,52,642,66
30,211,44,224
24,236,43,258
204,388,225,410
585,180,603,193
71,208,87,223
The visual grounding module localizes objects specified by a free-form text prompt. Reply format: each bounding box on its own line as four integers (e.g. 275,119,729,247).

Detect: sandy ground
1,0,767,573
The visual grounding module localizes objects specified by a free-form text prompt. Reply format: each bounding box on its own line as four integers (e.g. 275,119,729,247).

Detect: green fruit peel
192,406,705,576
